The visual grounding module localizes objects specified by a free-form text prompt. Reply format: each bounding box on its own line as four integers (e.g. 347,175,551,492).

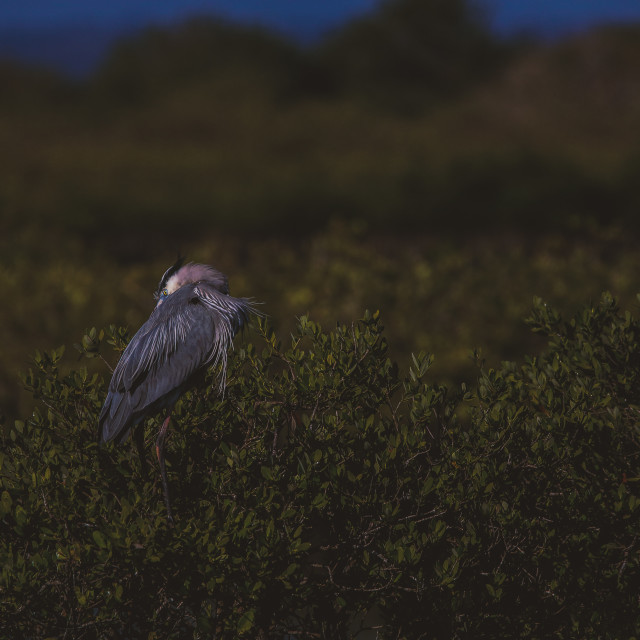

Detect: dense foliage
2,295,640,638
5,227,640,424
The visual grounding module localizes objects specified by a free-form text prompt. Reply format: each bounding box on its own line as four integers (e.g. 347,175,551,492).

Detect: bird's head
154,257,230,306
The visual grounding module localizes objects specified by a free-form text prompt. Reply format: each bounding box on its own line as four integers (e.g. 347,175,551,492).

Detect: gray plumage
98,259,255,447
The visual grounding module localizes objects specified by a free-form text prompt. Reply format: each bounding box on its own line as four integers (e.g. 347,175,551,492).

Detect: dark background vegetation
2,0,640,424
3,0,640,635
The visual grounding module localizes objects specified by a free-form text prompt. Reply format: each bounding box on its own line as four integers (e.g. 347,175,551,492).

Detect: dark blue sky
2,0,640,76
3,0,640,34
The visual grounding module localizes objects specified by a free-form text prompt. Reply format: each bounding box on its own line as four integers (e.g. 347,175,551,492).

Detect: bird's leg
133,424,148,477
156,413,174,523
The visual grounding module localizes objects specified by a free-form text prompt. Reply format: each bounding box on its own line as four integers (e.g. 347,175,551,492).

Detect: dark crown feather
155,256,185,299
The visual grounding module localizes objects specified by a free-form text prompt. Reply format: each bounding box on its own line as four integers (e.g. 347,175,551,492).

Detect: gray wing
98,283,254,444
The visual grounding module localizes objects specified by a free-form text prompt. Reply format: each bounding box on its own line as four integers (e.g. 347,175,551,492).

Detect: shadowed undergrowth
2,297,640,637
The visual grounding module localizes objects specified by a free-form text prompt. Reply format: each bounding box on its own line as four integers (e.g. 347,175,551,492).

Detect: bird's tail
98,391,137,445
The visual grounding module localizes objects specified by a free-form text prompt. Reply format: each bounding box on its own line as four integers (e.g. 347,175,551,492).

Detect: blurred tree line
91,0,512,112
1,0,640,421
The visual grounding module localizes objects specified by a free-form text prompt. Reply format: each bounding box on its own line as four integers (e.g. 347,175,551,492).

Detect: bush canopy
2,296,640,638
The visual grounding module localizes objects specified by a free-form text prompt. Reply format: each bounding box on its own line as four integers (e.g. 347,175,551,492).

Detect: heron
98,258,257,520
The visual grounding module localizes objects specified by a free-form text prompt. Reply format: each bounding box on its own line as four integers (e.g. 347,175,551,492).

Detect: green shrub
2,297,640,638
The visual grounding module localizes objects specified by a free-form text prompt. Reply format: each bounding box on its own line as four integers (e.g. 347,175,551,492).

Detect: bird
98,258,257,520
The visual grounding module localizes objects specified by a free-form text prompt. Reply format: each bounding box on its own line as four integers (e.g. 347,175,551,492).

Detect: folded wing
98,283,253,444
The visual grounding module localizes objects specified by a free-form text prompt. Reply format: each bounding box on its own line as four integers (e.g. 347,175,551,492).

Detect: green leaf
237,609,255,634
92,531,108,549
14,504,27,526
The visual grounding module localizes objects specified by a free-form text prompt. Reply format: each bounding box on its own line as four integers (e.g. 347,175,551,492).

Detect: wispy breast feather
194,283,255,332
193,283,257,387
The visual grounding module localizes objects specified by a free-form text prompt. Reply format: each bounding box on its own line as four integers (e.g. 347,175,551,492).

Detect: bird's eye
162,288,168,297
